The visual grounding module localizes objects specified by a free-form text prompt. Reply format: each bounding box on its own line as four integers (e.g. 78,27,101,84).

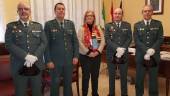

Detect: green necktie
146,21,150,27
117,23,120,28
60,22,64,29
24,23,28,27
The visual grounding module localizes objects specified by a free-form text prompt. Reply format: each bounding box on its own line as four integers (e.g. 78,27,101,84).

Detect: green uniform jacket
133,19,164,65
5,20,47,75
44,19,79,69
105,21,132,62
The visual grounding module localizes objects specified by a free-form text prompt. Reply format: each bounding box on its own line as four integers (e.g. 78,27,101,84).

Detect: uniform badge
32,30,41,32
150,27,159,30
12,26,21,33
110,34,113,38
109,26,115,32
68,29,73,32
67,29,73,35
51,29,58,32
122,28,128,32
139,28,145,31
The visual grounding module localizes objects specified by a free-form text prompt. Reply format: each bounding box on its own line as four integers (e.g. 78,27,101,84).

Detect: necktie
146,21,149,26
146,21,150,31
117,23,120,28
60,22,64,29
24,23,28,27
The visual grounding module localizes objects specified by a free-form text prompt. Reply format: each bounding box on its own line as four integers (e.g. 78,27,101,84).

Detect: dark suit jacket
5,20,47,75
133,19,164,65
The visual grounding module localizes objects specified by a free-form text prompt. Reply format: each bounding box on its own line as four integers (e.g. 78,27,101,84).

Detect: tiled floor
44,63,168,96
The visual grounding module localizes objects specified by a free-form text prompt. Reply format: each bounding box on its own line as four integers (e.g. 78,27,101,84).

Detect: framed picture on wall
145,0,164,14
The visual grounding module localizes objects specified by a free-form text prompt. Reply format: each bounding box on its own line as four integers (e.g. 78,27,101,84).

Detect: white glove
116,52,122,58
25,54,38,64
116,47,126,56
146,48,155,56
24,60,32,67
116,47,126,54
144,54,150,60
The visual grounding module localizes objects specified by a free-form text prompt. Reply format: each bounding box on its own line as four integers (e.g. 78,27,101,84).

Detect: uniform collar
144,19,151,25
56,19,64,27
114,21,122,27
20,19,30,26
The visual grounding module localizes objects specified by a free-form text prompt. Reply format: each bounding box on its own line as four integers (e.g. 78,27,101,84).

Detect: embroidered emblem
150,27,159,30
32,30,41,32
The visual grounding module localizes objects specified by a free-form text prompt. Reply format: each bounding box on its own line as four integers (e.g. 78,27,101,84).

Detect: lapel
15,20,28,33
63,19,68,30
120,22,124,28
141,20,146,27
113,22,122,32
149,19,155,28
17,20,37,33
54,19,63,30
16,20,24,29
141,20,151,32
112,22,119,30
28,21,35,33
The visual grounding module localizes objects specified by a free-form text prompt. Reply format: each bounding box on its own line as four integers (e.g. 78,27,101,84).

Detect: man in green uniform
5,1,47,96
44,3,79,96
105,8,132,96
134,5,164,96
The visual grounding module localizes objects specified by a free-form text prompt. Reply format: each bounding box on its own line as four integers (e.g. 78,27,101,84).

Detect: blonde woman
78,10,105,96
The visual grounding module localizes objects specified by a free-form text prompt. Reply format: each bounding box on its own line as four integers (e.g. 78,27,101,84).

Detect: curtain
30,0,104,31
0,0,5,42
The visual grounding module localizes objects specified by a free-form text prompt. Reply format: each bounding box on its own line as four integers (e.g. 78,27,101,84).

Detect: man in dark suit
134,5,164,96
44,3,79,96
105,8,132,96
5,1,47,96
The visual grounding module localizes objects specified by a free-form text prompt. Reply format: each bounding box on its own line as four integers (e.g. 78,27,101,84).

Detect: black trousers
13,72,42,96
135,61,159,96
79,54,101,96
50,64,73,96
107,61,128,96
